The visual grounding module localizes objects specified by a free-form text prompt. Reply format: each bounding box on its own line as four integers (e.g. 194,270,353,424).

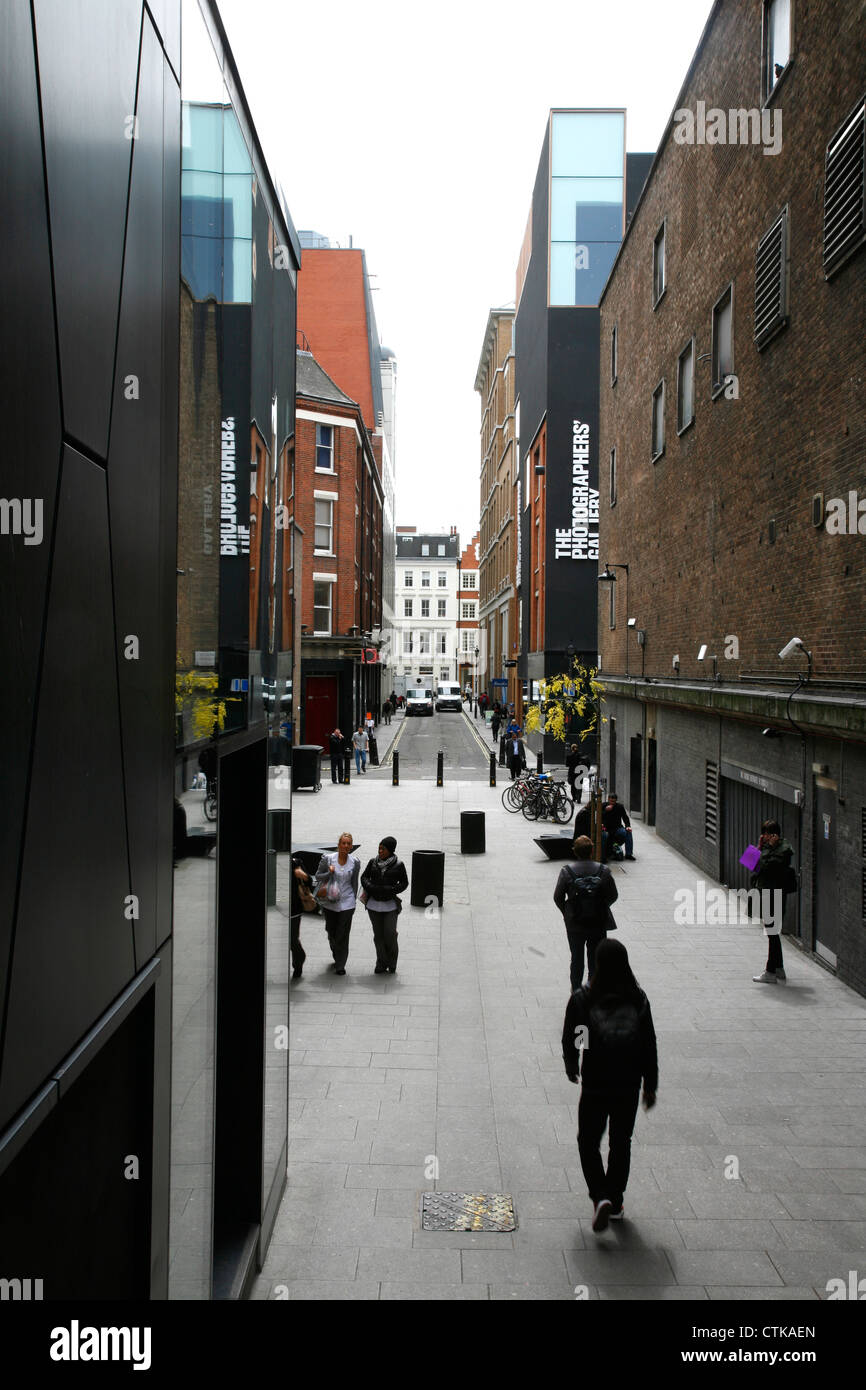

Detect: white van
406,687,434,717
435,682,463,712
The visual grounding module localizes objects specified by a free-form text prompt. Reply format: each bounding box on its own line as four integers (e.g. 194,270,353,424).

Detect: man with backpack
562,938,658,1232
553,834,619,991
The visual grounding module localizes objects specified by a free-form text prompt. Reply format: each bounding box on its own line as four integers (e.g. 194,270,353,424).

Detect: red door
305,676,339,752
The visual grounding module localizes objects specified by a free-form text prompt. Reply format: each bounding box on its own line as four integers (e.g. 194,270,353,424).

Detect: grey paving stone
379,1283,489,1300
564,1249,676,1286
460,1249,571,1285
259,1247,360,1281
489,1283,590,1300
598,1285,709,1300
674,1218,782,1249
268,1281,382,1300
356,1249,462,1283
346,1164,434,1188
706,1285,820,1300
313,1215,414,1249
666,1250,784,1286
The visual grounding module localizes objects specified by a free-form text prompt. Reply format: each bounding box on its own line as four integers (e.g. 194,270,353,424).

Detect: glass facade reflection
549,110,625,306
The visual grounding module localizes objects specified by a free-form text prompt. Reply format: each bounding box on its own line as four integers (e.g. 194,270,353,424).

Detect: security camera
627,618,637,628
697,644,708,661
778,637,804,660
672,654,680,670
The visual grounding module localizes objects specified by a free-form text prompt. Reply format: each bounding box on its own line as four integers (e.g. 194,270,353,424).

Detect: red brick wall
297,250,376,430
599,0,866,682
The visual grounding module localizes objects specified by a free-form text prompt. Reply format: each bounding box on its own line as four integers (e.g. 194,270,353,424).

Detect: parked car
435,682,463,712
406,687,434,717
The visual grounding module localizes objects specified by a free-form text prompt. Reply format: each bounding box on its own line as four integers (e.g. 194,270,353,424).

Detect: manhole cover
421,1192,516,1232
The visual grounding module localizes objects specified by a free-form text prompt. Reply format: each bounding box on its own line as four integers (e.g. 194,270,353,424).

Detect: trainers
775,968,786,981
752,971,778,983
591,1199,611,1232
608,1205,624,1220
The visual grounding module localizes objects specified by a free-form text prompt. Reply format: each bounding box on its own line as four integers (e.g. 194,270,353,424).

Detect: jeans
369,909,399,969
603,826,633,858
324,908,354,969
577,1087,641,1209
354,749,367,774
565,922,607,991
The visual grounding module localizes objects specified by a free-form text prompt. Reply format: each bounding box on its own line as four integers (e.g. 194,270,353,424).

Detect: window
421,544,429,556
461,631,473,653
437,544,445,555
421,570,431,587
437,570,447,587
461,572,476,589
677,339,695,432
762,0,791,102
418,632,431,655
404,570,413,586
439,667,450,681
315,423,334,471
653,222,666,306
711,284,734,396
421,598,430,617
611,324,617,384
609,447,617,506
436,633,447,654
755,209,789,347
313,580,333,635
823,98,866,278
651,381,665,461
402,630,413,655
437,598,446,617
461,601,476,620
314,498,333,552
404,599,413,618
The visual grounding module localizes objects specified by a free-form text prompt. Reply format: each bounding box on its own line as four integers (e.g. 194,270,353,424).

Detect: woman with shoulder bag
313,832,360,975
289,853,319,980
360,836,409,975
751,819,795,984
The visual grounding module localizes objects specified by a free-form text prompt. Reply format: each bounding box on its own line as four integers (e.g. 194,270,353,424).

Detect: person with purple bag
749,820,796,983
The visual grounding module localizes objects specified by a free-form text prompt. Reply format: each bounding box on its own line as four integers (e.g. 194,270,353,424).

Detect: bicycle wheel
501,784,520,811
204,791,217,822
551,792,572,824
522,795,542,821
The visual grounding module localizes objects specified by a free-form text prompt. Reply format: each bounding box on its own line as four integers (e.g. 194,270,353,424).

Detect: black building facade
0,0,301,1300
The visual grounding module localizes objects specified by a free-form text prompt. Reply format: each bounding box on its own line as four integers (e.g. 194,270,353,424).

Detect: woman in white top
314,831,360,975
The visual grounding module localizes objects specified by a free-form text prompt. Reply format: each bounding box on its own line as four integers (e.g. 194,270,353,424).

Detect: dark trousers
290,914,306,973
329,755,342,783
565,922,607,991
324,909,354,968
577,1086,641,1209
765,929,784,972
369,909,399,969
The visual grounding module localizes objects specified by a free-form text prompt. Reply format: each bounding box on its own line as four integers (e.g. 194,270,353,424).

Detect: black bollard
489,752,496,787
536,750,543,774
392,750,399,786
436,750,444,787
499,735,506,767
343,752,351,784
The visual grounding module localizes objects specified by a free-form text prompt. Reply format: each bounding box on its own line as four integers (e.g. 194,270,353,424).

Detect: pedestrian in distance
751,819,796,983
360,836,409,974
554,834,619,991
562,938,658,1232
602,792,634,861
313,832,360,975
328,727,346,785
365,710,375,736
491,709,502,743
382,699,392,725
289,853,313,979
352,724,369,775
506,729,526,780
566,743,585,803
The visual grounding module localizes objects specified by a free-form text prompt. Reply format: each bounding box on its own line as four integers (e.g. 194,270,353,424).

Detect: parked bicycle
203,774,217,822
521,777,573,823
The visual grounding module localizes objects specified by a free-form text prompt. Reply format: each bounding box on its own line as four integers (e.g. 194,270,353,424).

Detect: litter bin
268,808,291,852
292,744,323,791
410,850,445,907
460,811,485,854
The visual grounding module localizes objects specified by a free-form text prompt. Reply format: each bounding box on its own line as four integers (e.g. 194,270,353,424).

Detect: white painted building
390,528,461,693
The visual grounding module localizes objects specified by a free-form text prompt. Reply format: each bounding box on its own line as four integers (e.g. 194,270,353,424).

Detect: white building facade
391,528,461,692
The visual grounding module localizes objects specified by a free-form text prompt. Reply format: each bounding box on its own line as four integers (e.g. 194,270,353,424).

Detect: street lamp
597,563,630,676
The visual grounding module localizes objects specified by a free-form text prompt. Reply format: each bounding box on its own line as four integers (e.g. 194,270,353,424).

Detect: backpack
565,864,607,924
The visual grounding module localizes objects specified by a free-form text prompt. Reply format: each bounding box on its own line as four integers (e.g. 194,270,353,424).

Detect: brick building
597,0,866,991
457,532,482,695
294,349,383,749
475,308,519,708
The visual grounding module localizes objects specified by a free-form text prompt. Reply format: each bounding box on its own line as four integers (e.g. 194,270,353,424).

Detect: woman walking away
313,832,360,975
751,819,795,983
361,836,409,974
562,939,658,1233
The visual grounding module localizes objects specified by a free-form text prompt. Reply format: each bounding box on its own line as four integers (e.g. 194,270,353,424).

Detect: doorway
813,778,838,967
305,675,338,752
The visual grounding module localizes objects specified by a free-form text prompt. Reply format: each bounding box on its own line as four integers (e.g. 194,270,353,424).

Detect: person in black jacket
506,732,527,780
360,836,409,974
562,938,658,1232
328,727,346,784
602,793,634,860
751,819,795,983
553,835,618,990
289,854,313,979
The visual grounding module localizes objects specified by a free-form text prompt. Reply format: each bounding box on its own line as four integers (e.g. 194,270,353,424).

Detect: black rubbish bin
410,850,445,908
460,811,485,855
292,744,323,791
268,808,291,852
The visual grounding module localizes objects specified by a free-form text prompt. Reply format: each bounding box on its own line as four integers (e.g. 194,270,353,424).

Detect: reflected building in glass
514,110,653,760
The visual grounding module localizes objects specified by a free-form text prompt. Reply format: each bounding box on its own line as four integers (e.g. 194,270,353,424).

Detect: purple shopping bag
739,845,761,872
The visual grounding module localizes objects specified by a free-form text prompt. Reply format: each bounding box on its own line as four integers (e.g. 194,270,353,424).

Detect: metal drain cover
421,1192,516,1232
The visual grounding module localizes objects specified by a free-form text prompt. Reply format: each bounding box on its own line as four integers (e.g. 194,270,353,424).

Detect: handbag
298,881,318,913
739,845,761,872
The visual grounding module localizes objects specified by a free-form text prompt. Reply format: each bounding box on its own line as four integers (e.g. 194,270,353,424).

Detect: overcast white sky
217,0,715,547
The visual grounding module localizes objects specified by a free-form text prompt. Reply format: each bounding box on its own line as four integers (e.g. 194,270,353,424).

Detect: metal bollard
536,750,543,774
499,735,506,767
436,750,444,787
489,752,496,787
392,750,399,785
343,752,351,784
